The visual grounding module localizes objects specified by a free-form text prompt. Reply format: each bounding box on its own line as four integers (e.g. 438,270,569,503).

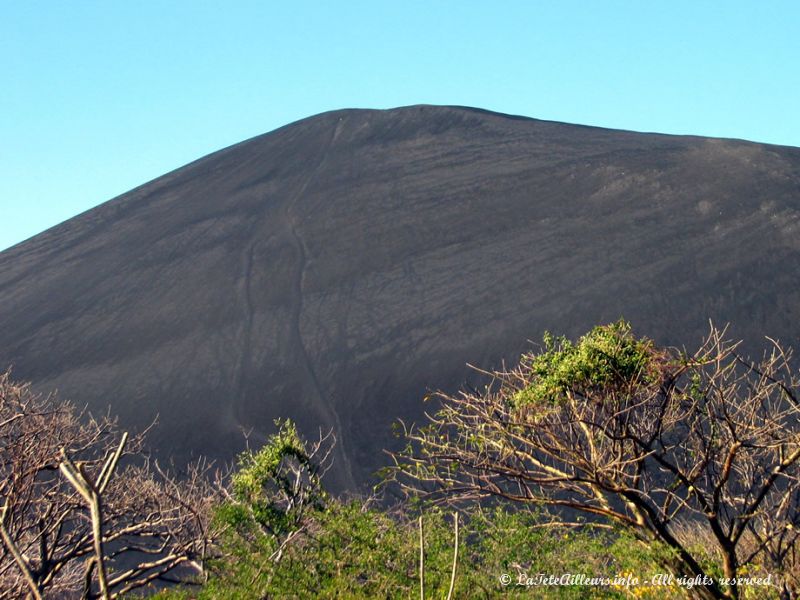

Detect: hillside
2,105,800,491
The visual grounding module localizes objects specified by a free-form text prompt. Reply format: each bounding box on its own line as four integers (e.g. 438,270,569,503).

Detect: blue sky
2,1,798,251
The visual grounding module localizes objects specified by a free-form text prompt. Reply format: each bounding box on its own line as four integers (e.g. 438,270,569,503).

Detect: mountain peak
2,107,799,491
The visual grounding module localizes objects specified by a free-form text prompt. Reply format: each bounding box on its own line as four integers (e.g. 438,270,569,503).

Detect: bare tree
389,322,800,600
0,371,217,599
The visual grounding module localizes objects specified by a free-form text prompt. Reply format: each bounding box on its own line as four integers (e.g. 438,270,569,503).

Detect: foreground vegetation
154,419,672,599
390,321,800,599
2,322,800,598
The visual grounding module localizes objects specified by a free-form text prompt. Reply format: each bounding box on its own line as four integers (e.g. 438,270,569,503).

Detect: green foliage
154,416,678,599
231,420,307,502
459,509,676,599
514,320,657,406
219,418,327,538
156,503,674,599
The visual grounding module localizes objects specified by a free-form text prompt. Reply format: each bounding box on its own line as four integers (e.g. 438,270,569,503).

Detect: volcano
2,105,800,491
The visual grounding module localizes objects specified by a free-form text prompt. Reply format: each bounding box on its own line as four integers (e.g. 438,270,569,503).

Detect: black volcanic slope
2,106,800,491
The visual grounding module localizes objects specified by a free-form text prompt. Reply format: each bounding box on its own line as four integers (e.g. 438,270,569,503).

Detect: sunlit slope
2,105,799,491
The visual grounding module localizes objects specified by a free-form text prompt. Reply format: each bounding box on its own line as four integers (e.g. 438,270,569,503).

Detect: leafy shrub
514,320,658,406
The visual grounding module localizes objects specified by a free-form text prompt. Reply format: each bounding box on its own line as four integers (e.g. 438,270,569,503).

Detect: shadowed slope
2,105,800,491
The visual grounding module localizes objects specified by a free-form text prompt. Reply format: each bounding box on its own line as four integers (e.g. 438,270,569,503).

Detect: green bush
156,497,678,598
158,504,677,599
514,320,658,406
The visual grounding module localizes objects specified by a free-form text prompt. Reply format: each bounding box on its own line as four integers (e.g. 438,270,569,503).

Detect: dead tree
390,323,800,600
0,371,217,599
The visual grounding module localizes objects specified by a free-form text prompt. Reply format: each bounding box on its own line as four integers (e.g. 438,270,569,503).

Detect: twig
418,515,425,600
0,503,43,600
446,512,459,600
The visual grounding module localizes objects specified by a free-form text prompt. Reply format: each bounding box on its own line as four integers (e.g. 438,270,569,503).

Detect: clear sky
2,1,798,251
